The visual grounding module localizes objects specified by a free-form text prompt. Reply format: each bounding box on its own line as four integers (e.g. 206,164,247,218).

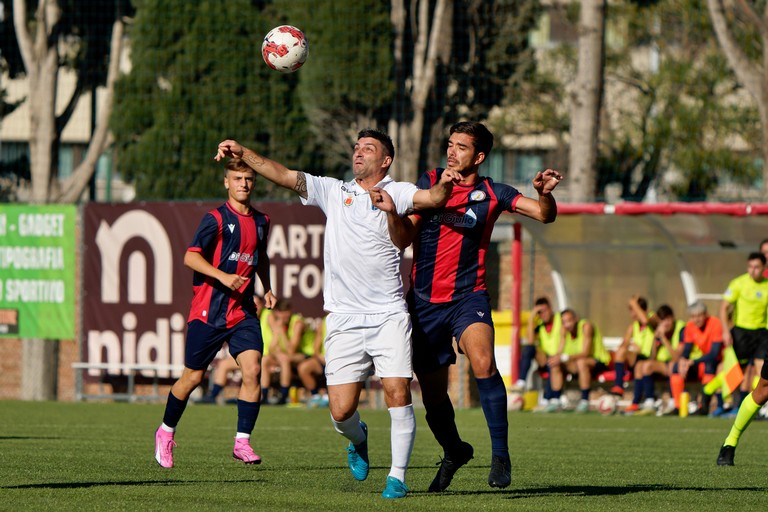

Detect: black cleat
428,441,474,492
717,445,735,466
488,454,512,488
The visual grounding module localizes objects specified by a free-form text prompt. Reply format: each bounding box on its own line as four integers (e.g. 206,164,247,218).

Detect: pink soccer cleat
233,437,262,465
154,427,176,468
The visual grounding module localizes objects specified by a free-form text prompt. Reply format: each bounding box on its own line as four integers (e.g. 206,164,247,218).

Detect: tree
568,0,606,202
600,0,757,200
389,0,540,182
275,0,394,176
1,0,131,401
707,0,768,197
111,0,315,200
3,0,130,203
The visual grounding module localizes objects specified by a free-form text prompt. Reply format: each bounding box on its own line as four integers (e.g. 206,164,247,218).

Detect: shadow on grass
2,479,262,490
410,484,765,498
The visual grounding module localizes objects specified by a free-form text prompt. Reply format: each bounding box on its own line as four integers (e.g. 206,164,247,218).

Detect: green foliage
599,0,760,200
271,0,394,174
4,401,768,510
112,0,315,200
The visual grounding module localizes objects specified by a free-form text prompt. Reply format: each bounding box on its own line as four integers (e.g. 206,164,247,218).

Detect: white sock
331,410,365,445
235,432,250,439
160,423,175,433
388,404,415,482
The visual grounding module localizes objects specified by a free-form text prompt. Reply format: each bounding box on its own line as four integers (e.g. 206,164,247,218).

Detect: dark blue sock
162,392,189,428
581,388,590,401
642,376,655,400
425,396,462,453
475,373,509,457
733,389,743,409
518,345,536,382
210,384,223,398
716,393,724,408
632,378,643,404
614,363,625,388
551,389,562,399
237,399,261,434
261,387,269,402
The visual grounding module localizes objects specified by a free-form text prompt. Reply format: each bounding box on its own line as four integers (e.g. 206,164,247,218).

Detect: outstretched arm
514,169,563,223
216,140,308,199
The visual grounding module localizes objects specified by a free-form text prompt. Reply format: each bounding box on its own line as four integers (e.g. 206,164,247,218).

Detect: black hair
357,128,395,159
450,121,494,156
748,252,767,265
656,304,674,320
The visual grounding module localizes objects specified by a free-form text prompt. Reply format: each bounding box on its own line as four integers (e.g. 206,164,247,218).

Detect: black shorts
731,326,768,364
185,316,264,370
409,290,494,374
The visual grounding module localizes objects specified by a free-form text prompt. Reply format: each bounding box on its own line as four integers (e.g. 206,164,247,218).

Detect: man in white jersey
216,129,460,499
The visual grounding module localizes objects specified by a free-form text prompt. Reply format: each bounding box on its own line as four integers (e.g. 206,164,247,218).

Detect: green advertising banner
0,204,76,339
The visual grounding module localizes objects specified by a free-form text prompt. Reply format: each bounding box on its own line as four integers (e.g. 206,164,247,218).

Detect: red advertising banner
82,202,326,380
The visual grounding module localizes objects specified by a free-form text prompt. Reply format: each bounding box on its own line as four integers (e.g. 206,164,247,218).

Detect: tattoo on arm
243,153,266,169
294,172,308,199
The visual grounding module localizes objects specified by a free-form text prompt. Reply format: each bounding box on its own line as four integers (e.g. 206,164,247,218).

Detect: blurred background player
719,252,768,412
300,316,328,407
260,299,315,405
154,158,276,469
514,296,561,396
611,296,654,396
624,305,684,415
669,301,723,416
545,309,609,413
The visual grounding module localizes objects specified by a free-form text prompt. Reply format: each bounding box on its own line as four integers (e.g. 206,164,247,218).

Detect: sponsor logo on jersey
228,251,254,265
227,223,236,233
343,195,354,207
431,208,477,228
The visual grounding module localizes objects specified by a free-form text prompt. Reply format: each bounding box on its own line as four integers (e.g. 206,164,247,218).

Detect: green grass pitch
2,401,768,511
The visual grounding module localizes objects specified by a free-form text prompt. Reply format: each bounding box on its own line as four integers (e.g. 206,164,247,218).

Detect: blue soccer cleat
346,421,369,481
381,476,409,499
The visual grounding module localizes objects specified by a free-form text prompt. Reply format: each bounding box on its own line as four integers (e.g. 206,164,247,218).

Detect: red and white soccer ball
507,392,525,411
597,394,617,416
261,25,309,73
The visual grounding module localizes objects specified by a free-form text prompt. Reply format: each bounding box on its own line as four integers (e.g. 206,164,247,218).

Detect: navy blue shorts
185,316,264,370
409,290,494,374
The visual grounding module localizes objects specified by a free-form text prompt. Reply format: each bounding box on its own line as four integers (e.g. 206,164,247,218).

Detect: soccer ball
507,392,525,411
261,25,309,73
597,394,617,416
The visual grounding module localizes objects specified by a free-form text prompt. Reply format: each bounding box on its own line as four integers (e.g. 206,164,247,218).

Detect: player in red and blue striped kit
373,122,562,492
154,158,277,469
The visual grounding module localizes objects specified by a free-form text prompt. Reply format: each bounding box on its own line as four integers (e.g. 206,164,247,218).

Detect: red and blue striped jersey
187,202,270,328
411,169,521,303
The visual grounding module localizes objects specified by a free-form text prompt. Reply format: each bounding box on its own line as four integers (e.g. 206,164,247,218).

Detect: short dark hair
225,158,254,174
656,304,675,320
274,299,293,311
637,297,648,311
357,128,395,159
748,252,766,265
534,297,551,307
561,308,576,318
450,121,494,156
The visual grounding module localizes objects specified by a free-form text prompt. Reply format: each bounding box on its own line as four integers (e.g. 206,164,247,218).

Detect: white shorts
323,311,413,386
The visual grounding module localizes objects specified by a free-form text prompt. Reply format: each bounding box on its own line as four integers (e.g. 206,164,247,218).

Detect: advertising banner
81,201,326,379
0,204,76,339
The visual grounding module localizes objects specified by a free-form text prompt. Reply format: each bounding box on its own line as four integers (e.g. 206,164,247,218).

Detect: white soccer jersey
301,174,417,314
